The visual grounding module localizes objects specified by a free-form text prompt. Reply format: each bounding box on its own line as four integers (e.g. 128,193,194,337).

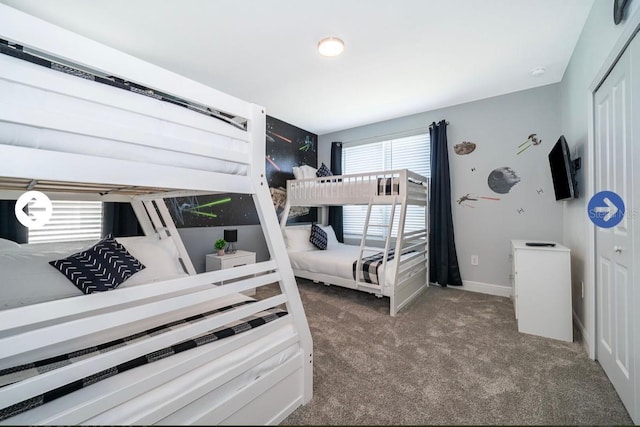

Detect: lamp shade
224,229,238,243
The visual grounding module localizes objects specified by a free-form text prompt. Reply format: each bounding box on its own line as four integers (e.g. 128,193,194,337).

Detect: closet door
594,32,637,422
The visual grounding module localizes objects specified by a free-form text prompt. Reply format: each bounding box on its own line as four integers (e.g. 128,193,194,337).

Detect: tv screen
548,135,577,201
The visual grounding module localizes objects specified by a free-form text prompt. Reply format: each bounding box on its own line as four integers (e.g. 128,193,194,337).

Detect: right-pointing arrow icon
593,197,619,222
588,191,625,229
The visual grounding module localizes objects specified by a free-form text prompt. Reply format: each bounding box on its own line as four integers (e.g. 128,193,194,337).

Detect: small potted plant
215,238,227,256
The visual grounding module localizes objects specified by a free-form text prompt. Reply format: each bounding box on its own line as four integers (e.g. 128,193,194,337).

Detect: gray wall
178,225,270,273
560,0,640,339
320,84,563,293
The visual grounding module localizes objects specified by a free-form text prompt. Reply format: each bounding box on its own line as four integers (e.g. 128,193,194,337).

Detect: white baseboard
446,280,512,298
573,310,592,357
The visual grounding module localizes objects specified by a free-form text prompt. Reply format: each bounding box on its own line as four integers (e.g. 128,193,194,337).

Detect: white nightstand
205,250,256,296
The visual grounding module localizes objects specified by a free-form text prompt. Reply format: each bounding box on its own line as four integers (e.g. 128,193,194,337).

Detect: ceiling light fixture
530,67,546,77
318,36,344,57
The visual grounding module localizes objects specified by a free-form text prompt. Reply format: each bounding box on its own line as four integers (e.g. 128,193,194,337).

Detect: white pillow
292,166,302,180
0,235,186,310
0,246,85,310
0,238,23,252
283,225,317,252
298,165,318,179
117,235,185,287
319,225,340,248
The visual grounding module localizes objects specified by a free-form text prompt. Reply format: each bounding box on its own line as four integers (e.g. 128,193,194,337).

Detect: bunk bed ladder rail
132,194,197,275
355,195,398,293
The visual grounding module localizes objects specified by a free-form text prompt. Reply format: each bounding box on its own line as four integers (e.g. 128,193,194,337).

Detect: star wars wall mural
266,116,318,224
455,132,542,211
487,166,521,194
453,141,476,155
167,194,259,227
168,115,317,228
516,133,542,155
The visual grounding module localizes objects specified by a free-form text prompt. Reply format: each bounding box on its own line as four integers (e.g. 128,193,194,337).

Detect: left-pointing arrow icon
14,191,53,229
593,197,619,222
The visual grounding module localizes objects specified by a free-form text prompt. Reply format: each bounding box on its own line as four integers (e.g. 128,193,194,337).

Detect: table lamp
224,229,237,254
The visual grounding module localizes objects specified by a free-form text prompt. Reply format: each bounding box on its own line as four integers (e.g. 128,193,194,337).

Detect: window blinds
28,200,103,244
342,133,430,238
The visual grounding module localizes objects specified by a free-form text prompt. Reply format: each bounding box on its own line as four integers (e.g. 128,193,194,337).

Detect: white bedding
288,242,415,293
0,240,91,310
0,235,186,310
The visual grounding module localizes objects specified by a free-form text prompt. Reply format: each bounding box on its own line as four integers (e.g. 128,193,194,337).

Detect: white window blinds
342,133,430,238
28,200,103,244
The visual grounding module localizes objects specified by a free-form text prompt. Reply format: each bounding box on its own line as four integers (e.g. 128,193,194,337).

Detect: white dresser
511,240,572,342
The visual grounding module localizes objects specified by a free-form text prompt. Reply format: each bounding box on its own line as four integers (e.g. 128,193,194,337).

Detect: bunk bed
0,4,312,425
280,169,430,316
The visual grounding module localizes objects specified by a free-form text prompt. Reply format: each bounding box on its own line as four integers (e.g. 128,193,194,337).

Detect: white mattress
288,243,418,293
0,122,247,175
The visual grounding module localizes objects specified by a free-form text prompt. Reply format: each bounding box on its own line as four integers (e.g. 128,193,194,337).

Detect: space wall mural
454,133,541,211
168,115,317,228
266,116,318,224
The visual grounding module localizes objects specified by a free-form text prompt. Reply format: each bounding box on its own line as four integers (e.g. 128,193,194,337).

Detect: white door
594,32,637,422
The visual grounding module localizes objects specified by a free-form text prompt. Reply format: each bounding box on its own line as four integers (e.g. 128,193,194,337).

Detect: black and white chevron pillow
309,224,328,250
316,162,333,177
49,235,145,294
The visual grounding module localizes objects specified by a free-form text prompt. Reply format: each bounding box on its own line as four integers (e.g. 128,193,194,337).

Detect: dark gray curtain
0,200,28,243
328,141,344,242
102,202,143,238
429,120,462,286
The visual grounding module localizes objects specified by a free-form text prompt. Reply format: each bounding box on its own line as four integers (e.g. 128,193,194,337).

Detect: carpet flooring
257,279,632,425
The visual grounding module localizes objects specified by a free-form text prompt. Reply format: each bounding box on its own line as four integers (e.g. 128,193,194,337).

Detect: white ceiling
0,0,594,135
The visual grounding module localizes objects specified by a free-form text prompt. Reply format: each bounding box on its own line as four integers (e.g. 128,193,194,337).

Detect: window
28,200,103,244
342,133,430,238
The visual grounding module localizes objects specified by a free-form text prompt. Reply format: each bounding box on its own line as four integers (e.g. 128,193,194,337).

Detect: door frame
586,7,640,361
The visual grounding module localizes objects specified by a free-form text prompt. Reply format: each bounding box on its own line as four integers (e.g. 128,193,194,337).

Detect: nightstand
205,250,256,296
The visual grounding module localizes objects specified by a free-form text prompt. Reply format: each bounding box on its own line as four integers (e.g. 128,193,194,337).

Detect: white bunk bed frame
280,169,430,316
0,5,312,425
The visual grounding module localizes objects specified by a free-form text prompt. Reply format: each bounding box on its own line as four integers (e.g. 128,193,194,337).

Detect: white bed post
391,171,409,316
130,198,156,237
279,200,292,230
248,105,314,404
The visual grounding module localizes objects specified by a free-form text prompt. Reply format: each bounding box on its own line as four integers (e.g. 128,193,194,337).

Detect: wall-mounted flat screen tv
548,135,578,201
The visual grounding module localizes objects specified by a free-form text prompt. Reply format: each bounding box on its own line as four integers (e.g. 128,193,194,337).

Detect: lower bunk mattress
0,292,298,425
287,243,423,295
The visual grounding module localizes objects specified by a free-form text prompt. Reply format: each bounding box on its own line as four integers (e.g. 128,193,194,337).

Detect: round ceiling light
530,67,546,77
318,36,344,57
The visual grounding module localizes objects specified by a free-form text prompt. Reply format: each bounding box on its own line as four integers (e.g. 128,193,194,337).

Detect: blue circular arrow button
588,191,625,228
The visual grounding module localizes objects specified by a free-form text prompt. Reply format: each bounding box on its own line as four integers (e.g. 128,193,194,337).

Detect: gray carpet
256,279,632,425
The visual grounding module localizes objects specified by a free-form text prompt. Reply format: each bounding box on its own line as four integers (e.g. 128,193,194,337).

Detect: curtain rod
429,120,450,128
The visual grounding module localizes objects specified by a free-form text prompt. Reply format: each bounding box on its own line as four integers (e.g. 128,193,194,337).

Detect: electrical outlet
471,255,479,266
